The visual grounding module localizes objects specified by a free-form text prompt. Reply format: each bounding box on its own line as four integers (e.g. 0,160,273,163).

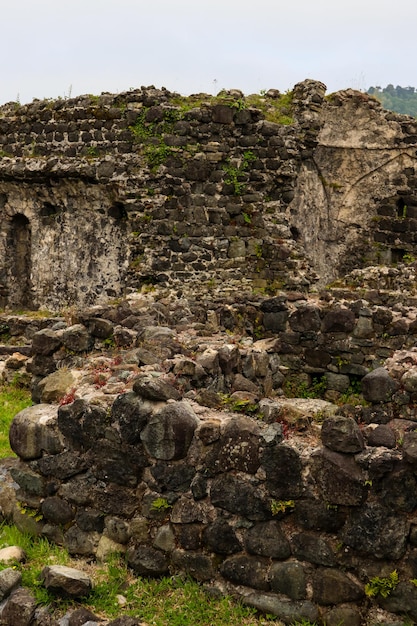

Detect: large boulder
361,367,399,403
140,401,198,460
321,415,365,453
38,369,77,404
9,404,62,460
40,565,92,597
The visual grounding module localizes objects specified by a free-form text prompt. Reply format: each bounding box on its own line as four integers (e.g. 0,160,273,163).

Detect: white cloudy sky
2,0,416,105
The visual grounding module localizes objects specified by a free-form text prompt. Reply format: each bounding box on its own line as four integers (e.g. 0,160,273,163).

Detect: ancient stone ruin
1,79,417,310
2,80,417,624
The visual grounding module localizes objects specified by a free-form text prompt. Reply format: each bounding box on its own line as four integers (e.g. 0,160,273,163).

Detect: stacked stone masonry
1,80,417,310
4,289,417,623
4,78,417,624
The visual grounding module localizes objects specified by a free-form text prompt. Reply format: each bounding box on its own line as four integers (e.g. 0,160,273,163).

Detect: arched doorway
8,214,32,309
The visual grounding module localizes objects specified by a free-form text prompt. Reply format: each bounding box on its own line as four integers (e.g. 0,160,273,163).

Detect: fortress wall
2,80,417,311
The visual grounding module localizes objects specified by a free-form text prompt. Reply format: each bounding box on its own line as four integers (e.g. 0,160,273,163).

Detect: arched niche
8,213,33,309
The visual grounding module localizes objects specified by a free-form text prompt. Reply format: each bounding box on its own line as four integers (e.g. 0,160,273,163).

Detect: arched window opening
40,202,60,218
108,202,127,220
290,225,300,241
391,248,406,264
396,197,407,218
9,214,32,308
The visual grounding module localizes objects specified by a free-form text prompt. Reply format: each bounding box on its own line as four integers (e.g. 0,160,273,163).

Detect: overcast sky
2,0,416,105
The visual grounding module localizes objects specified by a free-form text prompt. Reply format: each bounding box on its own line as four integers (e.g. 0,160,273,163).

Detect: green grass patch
0,383,32,457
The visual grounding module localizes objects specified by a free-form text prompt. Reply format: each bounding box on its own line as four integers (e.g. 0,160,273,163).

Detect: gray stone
219,555,270,590
244,521,291,559
232,373,259,394
0,587,37,625
196,348,220,373
87,317,114,339
205,415,261,474
312,568,364,604
288,305,321,332
113,325,137,347
61,324,93,352
321,415,365,453
132,376,180,401
292,532,335,566
403,431,417,464
41,497,75,525
9,404,62,460
342,502,407,559
261,444,303,499
196,419,221,444
380,581,417,620
244,592,318,624
171,549,214,582
0,568,22,600
361,367,399,403
96,536,126,562
10,465,46,496
127,545,169,576
35,450,88,480
63,526,100,556
402,367,417,393
323,606,362,626
140,401,198,460
40,565,92,597
31,328,62,355
104,517,130,544
217,344,241,375
170,496,209,524
67,607,101,626
379,469,417,512
312,447,366,505
366,424,396,448
57,399,108,451
260,422,284,446
269,562,306,600
111,391,152,444
153,524,175,552
0,547,25,565
353,314,374,338
38,369,76,403
210,473,270,520
324,372,350,393
263,311,289,332
242,351,270,378
203,519,241,555
322,308,355,333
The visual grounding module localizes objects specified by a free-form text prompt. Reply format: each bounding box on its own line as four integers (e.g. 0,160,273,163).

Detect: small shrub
58,387,76,406
151,497,171,512
365,570,399,598
283,375,326,399
270,499,295,515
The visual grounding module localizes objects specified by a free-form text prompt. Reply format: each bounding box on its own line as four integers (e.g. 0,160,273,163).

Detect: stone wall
4,288,417,623
0,82,322,311
1,80,417,310
7,365,417,625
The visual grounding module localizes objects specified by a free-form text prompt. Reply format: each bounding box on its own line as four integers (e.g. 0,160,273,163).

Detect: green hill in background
367,85,417,117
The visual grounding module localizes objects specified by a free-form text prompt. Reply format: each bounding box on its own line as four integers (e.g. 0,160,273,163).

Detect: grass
0,383,32,457
0,524,274,625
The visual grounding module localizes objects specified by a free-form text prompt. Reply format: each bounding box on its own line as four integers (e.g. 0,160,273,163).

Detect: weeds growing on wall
170,90,295,125
223,150,257,196
129,108,177,171
283,375,327,399
365,570,399,598
246,90,295,125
